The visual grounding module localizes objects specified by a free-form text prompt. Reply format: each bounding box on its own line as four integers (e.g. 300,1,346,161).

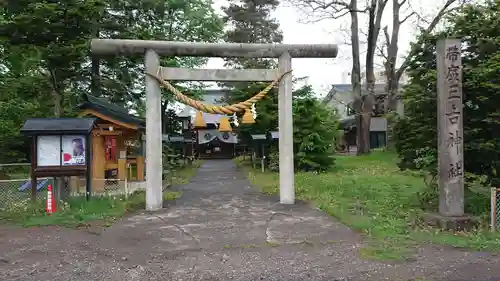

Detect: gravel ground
1,160,499,281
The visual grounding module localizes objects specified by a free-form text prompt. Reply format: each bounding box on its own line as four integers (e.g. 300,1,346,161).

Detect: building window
346,105,356,116
369,131,387,149
182,119,189,130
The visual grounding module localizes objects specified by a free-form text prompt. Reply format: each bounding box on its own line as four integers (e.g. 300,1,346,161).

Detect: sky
206,0,453,97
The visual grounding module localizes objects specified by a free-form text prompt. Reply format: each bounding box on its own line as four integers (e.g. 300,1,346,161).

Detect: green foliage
393,0,500,214
0,0,223,163
222,0,282,69
292,85,339,172
0,191,181,227
221,0,283,142
221,0,338,171
240,151,500,260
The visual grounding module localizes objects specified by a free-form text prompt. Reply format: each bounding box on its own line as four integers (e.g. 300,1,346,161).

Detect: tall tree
292,86,339,171
291,0,383,154
0,0,223,162
379,0,460,113
222,0,339,171
0,0,104,163
221,0,284,139
2,0,104,116
93,0,224,132
393,0,500,212
360,0,387,154
290,0,462,154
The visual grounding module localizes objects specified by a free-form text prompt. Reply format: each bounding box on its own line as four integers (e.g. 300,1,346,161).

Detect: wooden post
92,134,105,192
30,137,37,201
117,158,127,180
85,133,92,200
491,188,497,232
437,39,464,217
69,176,78,194
136,156,145,181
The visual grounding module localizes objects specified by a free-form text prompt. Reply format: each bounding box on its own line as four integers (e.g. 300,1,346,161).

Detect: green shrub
393,1,500,217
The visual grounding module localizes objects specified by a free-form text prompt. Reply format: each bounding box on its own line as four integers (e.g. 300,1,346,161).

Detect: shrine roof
77,93,145,129
177,89,230,124
163,134,193,143
250,131,279,142
20,118,97,135
251,134,267,140
268,131,279,139
339,116,356,129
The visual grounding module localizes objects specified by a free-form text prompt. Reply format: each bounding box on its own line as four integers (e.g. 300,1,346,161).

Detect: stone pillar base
422,212,479,231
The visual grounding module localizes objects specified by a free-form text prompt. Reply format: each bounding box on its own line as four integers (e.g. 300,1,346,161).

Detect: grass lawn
236,151,500,260
0,189,183,229
0,162,202,229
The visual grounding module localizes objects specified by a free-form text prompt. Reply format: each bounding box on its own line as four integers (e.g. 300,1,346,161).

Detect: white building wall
370,117,387,131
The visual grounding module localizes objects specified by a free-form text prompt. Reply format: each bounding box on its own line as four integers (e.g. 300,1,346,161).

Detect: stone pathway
1,160,499,280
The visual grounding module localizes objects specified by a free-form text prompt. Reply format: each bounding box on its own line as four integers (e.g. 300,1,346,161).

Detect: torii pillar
91,39,338,211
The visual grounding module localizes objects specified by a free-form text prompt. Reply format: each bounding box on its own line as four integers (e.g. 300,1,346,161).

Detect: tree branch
383,25,390,49
315,0,350,9
376,43,388,60
396,0,458,79
291,0,370,22
400,11,416,24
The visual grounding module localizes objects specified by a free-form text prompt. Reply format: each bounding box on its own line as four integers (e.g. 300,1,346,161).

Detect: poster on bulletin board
37,136,61,166
61,135,86,166
36,135,86,167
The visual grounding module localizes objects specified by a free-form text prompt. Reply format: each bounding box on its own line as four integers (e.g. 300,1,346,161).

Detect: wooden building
77,94,146,190
177,90,239,159
162,134,195,160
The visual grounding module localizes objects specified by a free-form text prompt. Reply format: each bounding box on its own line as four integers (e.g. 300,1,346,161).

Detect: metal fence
0,177,135,209
0,177,54,209
0,163,34,208
492,188,500,231
79,178,129,197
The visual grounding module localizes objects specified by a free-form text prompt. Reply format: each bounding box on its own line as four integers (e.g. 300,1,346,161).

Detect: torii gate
90,39,338,211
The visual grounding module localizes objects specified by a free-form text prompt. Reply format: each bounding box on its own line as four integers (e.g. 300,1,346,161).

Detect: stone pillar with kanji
437,39,464,217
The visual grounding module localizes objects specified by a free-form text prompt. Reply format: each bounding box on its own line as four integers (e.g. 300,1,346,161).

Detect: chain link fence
492,188,500,231
0,177,55,209
0,176,132,209
80,178,129,197
0,163,33,209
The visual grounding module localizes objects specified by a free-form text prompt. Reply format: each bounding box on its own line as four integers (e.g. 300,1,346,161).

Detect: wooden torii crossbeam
91,39,338,211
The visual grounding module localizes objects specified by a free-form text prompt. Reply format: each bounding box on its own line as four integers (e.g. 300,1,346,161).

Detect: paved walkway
1,160,500,280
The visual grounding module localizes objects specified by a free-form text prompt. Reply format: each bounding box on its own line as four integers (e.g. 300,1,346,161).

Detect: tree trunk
383,0,458,112
348,0,364,155
359,0,387,155
383,0,403,112
386,80,399,111
385,82,399,150
91,26,101,97
47,69,62,117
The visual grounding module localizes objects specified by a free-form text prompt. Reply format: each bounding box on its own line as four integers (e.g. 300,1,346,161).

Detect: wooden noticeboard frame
20,118,96,201
30,133,92,201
